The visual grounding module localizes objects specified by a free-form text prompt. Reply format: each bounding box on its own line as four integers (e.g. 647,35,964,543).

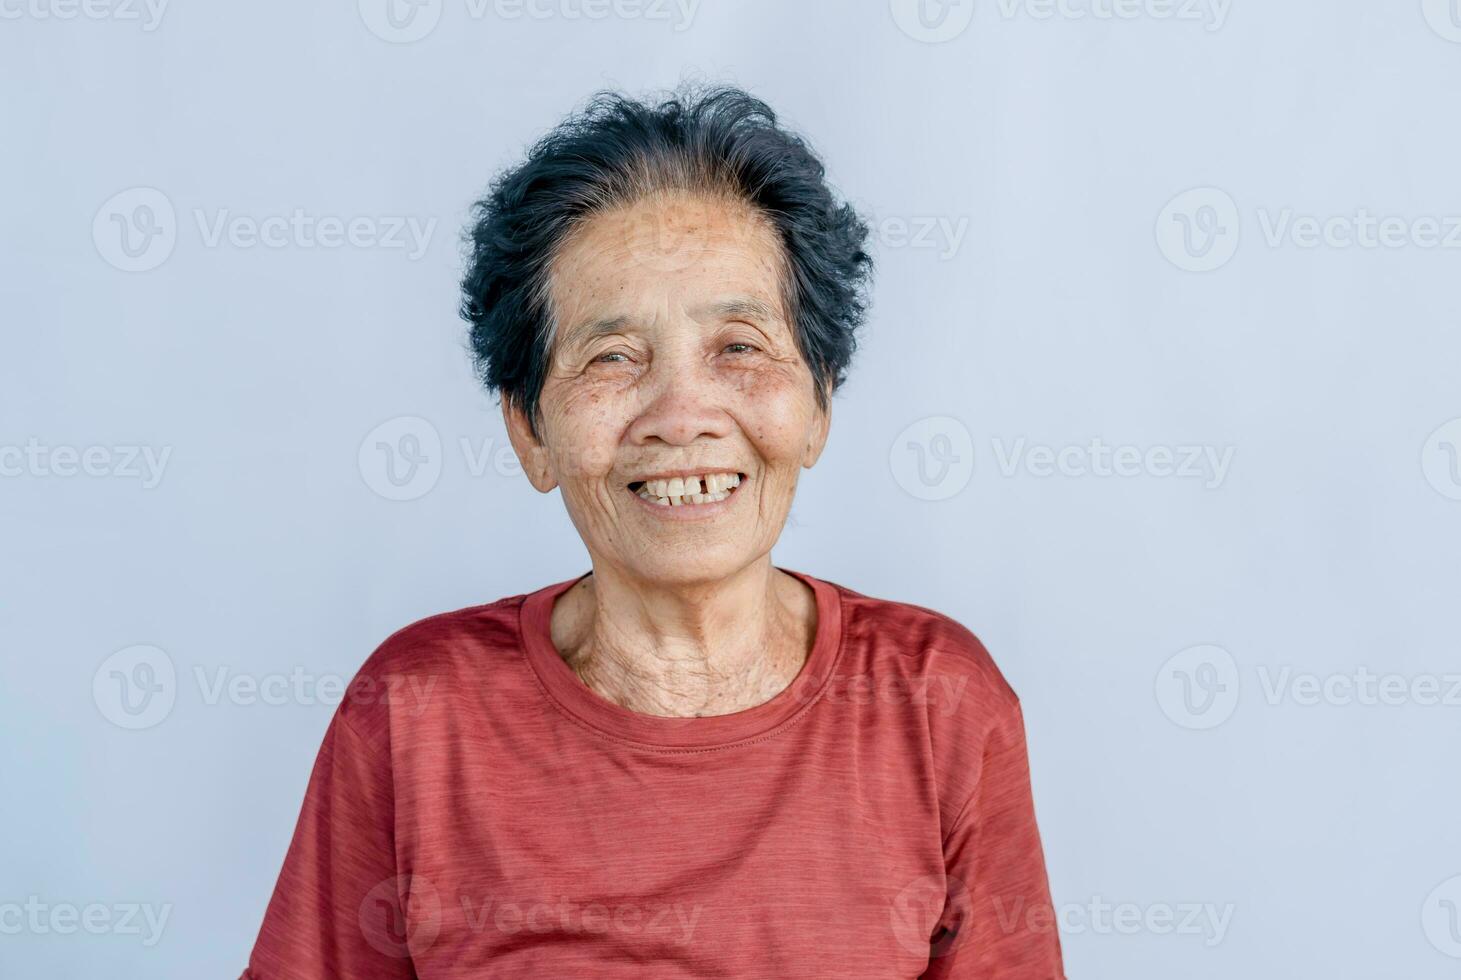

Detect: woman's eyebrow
690,298,778,322
571,298,777,339
576,315,632,338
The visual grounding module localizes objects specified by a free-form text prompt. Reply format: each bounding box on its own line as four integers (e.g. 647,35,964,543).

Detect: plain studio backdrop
3,1,1460,976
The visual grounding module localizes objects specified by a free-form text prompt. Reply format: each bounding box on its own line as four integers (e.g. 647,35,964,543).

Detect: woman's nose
625,354,734,448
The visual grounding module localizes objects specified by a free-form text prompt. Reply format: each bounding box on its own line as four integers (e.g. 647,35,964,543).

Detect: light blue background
3,0,1460,976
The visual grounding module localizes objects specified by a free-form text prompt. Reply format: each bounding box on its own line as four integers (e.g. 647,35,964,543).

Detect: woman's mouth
627,471,744,507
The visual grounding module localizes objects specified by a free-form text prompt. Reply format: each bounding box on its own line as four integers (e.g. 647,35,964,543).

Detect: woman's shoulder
369,593,528,669
825,578,1032,827
826,576,1021,714
332,589,535,733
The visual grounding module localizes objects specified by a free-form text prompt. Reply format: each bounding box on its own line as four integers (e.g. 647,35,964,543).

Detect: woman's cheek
737,375,817,456
546,384,630,470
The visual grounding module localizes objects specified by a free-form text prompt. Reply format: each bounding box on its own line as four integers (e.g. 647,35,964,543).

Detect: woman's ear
502,395,558,493
802,396,831,469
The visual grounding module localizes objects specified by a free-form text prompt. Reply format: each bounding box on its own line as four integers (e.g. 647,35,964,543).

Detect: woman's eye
723,342,757,355
595,351,630,363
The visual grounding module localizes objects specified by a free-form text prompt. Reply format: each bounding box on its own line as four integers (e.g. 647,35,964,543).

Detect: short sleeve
240,707,418,980
920,699,1065,979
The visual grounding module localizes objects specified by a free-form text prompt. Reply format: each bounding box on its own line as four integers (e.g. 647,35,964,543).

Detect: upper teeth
636,472,740,506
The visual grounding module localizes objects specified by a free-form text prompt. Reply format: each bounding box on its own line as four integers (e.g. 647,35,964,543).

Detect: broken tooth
633,472,740,507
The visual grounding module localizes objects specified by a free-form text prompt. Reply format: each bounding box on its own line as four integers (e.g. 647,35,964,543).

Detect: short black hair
459,82,874,437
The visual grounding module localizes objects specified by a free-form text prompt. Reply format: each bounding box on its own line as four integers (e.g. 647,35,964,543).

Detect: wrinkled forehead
545,191,793,347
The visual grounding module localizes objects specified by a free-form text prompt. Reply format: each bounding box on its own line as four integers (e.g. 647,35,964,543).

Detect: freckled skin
501,190,831,718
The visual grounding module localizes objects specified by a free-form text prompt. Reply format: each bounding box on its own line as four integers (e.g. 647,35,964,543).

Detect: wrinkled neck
550,560,816,718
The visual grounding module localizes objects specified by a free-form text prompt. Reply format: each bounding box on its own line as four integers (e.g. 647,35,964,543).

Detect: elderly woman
242,86,1064,979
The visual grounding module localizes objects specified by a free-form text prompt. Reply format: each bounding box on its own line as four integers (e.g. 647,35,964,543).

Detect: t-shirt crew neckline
519,567,844,751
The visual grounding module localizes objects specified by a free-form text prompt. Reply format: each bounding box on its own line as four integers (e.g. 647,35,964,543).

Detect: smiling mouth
627,472,745,507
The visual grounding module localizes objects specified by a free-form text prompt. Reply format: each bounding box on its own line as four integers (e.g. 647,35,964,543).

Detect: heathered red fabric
241,568,1065,979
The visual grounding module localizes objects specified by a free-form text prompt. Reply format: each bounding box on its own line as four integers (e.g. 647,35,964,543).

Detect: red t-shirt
241,568,1065,979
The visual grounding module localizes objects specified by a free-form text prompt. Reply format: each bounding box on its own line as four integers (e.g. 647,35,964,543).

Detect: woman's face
505,190,830,587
